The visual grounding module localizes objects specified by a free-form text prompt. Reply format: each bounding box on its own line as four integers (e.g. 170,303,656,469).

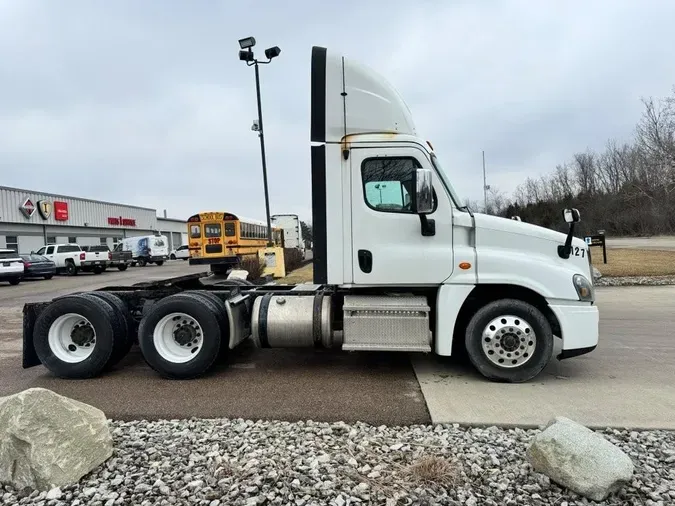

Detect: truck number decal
572,246,586,258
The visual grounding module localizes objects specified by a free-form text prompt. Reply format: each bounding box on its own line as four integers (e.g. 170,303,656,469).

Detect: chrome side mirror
415,168,433,214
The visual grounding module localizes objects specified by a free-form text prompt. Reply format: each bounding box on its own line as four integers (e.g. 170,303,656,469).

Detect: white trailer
271,214,305,258
21,45,599,384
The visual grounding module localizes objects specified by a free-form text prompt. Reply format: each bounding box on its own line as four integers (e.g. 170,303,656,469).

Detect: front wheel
137,258,147,267
170,254,176,260
155,261,164,266
464,298,553,383
65,261,78,276
44,274,54,280
9,278,20,285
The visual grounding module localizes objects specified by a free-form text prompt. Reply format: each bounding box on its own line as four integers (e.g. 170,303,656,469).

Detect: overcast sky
1,0,674,223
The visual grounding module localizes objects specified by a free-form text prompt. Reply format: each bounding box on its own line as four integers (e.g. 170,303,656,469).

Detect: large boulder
0,388,113,491
526,417,634,501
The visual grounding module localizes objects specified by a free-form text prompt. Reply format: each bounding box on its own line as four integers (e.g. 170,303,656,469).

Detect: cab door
350,145,454,285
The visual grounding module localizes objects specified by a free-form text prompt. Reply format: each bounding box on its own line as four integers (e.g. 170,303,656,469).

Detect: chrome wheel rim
481,315,536,368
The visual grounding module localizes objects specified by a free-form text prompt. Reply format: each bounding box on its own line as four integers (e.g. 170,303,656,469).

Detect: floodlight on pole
238,36,281,246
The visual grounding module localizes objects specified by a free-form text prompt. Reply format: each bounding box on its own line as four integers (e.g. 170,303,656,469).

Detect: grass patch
593,248,675,277
403,456,460,488
278,262,314,284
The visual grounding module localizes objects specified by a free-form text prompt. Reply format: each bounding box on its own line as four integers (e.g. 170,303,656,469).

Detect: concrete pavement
413,285,675,429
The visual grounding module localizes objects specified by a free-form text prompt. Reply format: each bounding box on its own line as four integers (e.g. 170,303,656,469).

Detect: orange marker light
459,262,471,270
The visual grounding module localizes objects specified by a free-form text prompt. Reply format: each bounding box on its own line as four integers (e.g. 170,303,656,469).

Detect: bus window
204,224,221,238
224,223,235,237
190,224,201,238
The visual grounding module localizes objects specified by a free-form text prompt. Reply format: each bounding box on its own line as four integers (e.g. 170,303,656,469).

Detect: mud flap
22,302,49,368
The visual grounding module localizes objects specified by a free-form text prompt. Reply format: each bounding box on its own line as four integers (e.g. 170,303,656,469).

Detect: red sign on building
54,201,69,221
108,216,137,227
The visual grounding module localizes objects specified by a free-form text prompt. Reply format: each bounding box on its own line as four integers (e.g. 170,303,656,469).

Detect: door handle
358,249,373,273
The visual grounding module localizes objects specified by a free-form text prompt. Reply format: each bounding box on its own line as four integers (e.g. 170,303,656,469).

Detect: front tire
464,298,553,383
137,258,147,267
9,278,20,285
155,261,164,266
170,254,176,260
137,293,223,379
44,274,54,280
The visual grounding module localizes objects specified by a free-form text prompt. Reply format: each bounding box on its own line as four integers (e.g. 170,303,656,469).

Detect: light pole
238,37,281,246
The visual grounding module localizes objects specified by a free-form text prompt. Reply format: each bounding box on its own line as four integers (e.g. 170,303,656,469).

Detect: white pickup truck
34,243,108,275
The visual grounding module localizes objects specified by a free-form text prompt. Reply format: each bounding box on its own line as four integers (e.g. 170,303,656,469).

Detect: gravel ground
2,418,674,506
596,275,675,286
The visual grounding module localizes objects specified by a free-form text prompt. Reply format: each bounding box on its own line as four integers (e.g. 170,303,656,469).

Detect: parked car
34,243,108,275
121,235,169,267
0,248,24,285
170,245,190,260
19,253,56,280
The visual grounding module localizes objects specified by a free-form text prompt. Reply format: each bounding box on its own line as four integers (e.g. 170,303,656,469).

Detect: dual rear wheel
32,290,229,380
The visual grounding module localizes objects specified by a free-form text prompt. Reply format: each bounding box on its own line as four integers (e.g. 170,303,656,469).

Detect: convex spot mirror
563,208,581,224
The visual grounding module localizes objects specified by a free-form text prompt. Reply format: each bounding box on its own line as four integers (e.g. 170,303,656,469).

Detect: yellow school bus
187,211,283,268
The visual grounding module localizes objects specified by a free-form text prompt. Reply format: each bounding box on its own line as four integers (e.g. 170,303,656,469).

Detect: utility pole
482,150,488,212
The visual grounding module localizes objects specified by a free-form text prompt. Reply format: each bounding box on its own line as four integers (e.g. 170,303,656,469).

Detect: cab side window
361,157,422,213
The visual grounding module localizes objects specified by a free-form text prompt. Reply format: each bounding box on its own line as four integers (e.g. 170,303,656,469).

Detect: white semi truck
21,46,598,383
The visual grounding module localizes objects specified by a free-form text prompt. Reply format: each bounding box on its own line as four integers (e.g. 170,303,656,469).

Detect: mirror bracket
419,215,436,236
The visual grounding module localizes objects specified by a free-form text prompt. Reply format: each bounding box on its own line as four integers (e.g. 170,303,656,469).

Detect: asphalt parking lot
1,261,674,428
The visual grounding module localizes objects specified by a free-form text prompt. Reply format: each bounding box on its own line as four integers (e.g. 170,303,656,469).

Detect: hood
473,213,571,244
469,212,592,300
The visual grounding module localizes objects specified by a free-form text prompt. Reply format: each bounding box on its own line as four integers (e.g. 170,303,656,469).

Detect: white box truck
271,214,305,259
21,46,599,384
121,234,169,267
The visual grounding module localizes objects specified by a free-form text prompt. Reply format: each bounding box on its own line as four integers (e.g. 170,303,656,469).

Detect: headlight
573,274,594,302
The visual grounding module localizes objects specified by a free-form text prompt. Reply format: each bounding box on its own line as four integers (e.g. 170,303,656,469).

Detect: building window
47,236,56,244
100,237,108,245
5,236,18,252
68,236,77,244
112,237,121,245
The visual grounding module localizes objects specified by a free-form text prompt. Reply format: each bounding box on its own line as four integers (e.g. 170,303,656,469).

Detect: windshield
430,152,464,209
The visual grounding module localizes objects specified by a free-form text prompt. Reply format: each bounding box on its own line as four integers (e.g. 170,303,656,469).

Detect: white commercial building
0,186,188,254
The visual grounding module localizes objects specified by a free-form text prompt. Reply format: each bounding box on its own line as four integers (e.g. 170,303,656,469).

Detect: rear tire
87,291,135,366
137,293,223,379
65,261,78,276
183,290,230,357
137,258,147,267
93,267,104,274
32,295,118,379
44,274,54,280
118,264,128,271
170,254,176,260
9,278,20,285
155,261,164,266
464,298,553,383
